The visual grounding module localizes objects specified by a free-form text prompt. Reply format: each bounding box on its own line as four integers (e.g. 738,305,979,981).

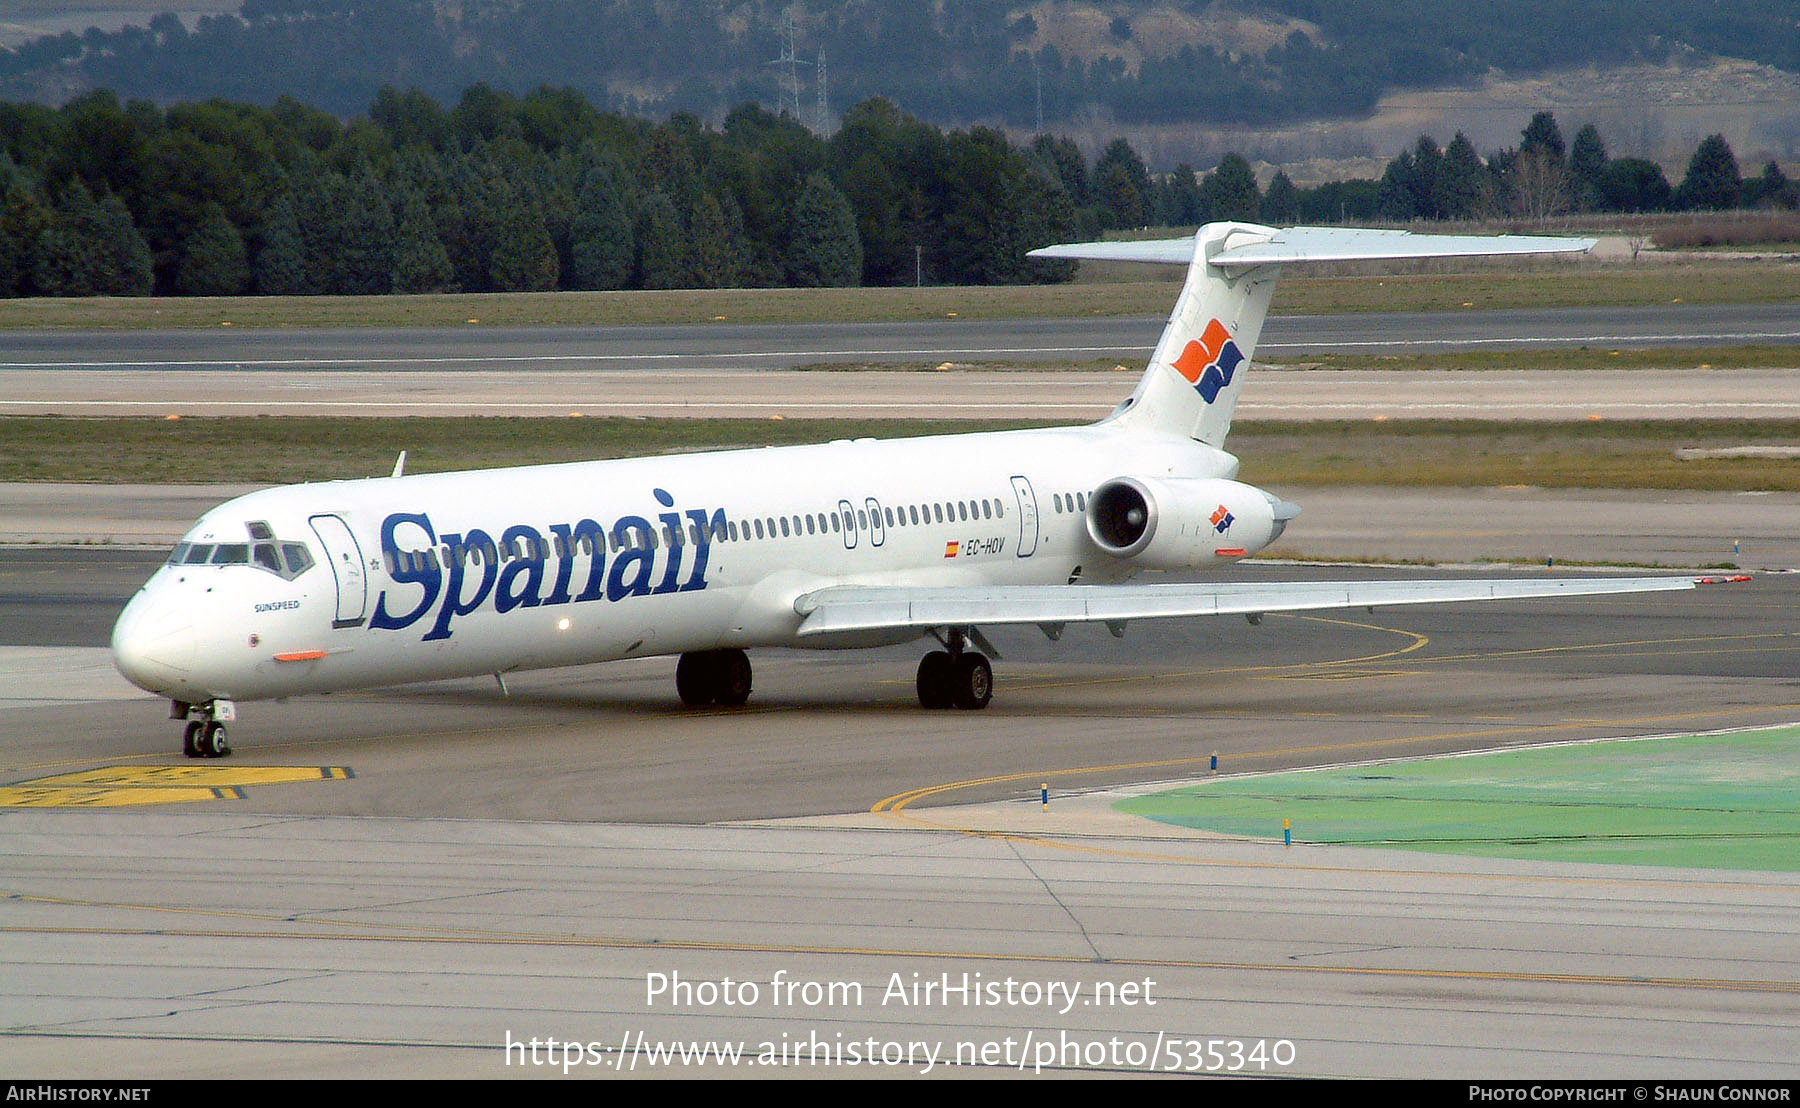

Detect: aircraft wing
792,575,1712,638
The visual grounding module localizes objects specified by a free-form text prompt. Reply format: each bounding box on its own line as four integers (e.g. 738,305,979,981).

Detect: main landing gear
173,699,234,759
676,648,753,707
916,628,992,711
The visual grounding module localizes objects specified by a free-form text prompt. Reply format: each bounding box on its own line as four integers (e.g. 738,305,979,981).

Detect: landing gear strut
917,628,992,711
675,649,753,707
173,699,234,758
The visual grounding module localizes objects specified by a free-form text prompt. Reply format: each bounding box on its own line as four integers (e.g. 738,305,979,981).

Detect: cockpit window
210,543,249,565
167,528,315,581
280,542,314,579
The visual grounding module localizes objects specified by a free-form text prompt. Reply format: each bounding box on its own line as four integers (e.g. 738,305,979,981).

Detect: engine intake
1086,477,1159,557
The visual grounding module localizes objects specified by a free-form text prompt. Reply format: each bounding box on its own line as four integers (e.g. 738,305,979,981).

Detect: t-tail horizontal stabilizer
1028,223,1594,447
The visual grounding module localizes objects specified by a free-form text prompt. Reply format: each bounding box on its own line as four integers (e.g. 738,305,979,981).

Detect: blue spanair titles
369,488,724,641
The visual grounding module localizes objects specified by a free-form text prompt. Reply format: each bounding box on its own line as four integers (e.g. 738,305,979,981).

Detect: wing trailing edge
793,575,1699,638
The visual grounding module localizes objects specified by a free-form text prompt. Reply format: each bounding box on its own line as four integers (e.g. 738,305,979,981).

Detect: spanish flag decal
944,541,960,558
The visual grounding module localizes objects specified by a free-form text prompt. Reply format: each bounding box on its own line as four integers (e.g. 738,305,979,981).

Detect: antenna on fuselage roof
391,451,407,479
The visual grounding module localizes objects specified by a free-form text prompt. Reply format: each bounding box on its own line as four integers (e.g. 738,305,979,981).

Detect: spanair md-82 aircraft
112,222,1705,758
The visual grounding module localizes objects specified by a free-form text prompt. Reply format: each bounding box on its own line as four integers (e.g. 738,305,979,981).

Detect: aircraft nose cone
111,590,196,696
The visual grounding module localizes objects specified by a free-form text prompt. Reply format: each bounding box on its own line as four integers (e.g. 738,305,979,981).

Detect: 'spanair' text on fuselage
370,489,724,641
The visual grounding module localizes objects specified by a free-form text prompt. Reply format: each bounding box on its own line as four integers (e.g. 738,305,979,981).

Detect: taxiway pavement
4,301,1799,1075
4,531,1797,1076
3,304,1797,420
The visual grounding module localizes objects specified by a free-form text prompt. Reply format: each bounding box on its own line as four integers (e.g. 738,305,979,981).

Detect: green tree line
2,91,1792,300
1310,113,1797,223
0,88,1096,297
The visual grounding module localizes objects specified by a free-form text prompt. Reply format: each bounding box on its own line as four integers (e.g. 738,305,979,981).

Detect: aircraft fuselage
112,424,1246,704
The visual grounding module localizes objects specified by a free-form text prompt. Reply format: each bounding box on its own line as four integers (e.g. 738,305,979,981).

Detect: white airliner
112,222,1708,758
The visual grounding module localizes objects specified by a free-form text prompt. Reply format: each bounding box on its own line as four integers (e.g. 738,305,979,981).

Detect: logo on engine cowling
1210,504,1234,533
1171,319,1245,404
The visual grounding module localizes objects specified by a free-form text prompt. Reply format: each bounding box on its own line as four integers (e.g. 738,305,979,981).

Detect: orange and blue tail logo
1171,319,1245,403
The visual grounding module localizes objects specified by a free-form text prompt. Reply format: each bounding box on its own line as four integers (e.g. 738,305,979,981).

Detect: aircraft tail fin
1029,223,1594,447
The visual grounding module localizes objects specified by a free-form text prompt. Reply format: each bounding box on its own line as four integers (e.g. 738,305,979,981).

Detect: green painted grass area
1116,725,1800,871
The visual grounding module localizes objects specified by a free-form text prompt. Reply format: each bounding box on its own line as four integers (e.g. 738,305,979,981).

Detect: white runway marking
5,331,1800,371
1,345,1136,370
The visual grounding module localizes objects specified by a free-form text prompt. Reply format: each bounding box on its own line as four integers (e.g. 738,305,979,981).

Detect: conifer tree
1597,158,1672,212
1093,139,1152,228
174,202,249,296
688,192,742,288
488,208,558,291
1261,169,1298,224
568,164,635,290
785,172,862,287
34,182,152,296
634,190,689,289
1436,133,1490,219
93,190,154,296
0,182,50,297
1568,124,1608,212
1201,153,1261,223
254,190,306,295
1519,112,1567,163
389,193,454,293
1161,164,1203,225
1678,135,1742,210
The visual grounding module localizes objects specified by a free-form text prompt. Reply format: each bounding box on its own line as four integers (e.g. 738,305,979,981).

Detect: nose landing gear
173,700,234,758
